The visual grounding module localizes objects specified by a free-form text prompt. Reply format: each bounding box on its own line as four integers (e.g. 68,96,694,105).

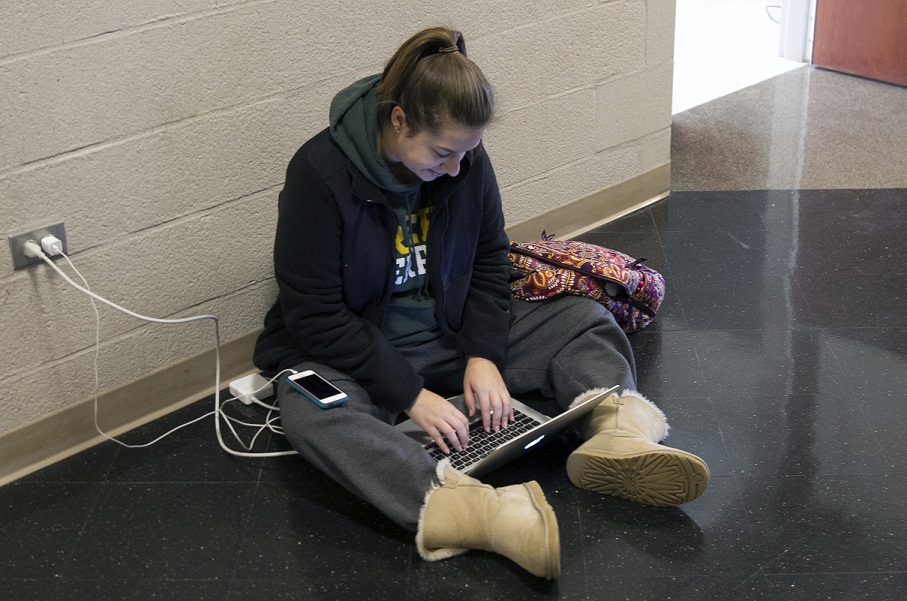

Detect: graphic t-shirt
381,190,443,347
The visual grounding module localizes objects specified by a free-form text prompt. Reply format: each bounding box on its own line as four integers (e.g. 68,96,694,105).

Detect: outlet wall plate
9,222,67,270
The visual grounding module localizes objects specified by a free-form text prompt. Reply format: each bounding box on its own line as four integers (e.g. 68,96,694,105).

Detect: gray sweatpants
277,296,637,531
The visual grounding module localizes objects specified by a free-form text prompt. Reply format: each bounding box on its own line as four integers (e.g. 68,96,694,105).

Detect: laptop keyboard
425,409,538,472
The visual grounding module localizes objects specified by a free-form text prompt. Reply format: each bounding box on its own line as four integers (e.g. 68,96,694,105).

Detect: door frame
780,0,818,62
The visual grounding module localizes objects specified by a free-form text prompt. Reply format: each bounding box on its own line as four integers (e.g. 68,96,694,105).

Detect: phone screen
288,372,348,408
293,373,342,400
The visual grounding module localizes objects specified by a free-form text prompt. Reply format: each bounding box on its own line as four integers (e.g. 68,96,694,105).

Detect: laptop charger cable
22,236,297,459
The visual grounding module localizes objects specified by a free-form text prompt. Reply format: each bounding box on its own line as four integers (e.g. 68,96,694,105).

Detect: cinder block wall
0,1,675,439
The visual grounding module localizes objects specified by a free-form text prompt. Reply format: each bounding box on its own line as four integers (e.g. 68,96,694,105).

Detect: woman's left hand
463,356,513,432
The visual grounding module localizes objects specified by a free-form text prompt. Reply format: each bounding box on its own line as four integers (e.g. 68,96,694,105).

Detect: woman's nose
442,154,462,176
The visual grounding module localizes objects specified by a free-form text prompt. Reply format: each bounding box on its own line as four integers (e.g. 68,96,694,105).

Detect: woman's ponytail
376,27,493,134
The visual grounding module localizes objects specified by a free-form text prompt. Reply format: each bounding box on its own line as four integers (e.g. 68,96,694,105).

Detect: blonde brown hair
376,27,494,134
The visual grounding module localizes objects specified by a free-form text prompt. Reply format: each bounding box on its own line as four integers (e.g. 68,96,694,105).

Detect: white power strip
229,373,275,405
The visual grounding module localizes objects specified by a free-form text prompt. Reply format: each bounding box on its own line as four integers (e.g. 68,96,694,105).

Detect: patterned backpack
507,238,665,333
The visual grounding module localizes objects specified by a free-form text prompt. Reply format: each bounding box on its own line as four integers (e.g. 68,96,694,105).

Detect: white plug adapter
40,234,65,256
22,240,44,258
229,373,274,405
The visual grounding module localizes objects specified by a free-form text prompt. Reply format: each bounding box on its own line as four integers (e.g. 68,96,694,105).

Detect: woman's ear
390,105,408,133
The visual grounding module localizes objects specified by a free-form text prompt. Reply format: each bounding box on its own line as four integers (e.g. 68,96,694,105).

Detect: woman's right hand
405,389,470,455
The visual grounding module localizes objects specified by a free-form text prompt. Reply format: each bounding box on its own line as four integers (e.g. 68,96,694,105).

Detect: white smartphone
287,370,349,408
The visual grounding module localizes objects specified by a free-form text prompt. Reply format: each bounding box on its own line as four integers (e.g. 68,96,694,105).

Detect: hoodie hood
329,74,417,195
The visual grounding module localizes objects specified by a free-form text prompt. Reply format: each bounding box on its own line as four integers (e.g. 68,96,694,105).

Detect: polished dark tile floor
3,186,905,600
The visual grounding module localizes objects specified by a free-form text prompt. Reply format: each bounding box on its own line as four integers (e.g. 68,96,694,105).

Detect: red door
812,0,907,87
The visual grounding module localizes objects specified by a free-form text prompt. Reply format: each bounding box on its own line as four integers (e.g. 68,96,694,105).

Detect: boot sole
566,448,709,506
522,481,561,579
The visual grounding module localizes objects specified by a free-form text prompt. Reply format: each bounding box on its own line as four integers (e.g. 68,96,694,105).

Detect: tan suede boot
566,389,709,506
416,461,560,579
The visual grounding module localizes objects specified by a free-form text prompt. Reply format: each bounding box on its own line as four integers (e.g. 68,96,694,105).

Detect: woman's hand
405,389,470,455
464,356,513,432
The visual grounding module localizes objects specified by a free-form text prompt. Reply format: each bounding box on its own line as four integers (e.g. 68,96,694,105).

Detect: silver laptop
395,386,617,477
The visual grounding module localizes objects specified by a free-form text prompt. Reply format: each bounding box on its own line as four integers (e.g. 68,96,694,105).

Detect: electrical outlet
9,222,67,270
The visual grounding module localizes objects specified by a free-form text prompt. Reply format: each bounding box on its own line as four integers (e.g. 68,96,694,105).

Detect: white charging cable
24,237,297,458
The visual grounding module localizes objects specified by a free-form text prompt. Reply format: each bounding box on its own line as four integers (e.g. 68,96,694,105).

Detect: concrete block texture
647,0,678,66
1,0,674,436
0,1,226,57
595,60,674,149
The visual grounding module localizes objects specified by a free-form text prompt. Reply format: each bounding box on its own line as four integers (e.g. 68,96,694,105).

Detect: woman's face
383,107,485,182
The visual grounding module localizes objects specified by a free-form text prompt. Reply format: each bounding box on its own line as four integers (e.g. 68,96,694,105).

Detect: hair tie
439,46,460,54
